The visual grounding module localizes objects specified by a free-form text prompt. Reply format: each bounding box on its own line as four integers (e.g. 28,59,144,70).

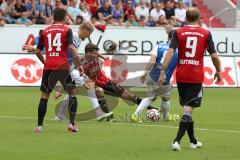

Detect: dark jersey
37,24,73,70
170,25,216,83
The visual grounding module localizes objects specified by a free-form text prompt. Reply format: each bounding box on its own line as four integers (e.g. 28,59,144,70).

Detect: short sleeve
206,32,216,54
66,29,73,46
169,31,178,49
37,31,44,50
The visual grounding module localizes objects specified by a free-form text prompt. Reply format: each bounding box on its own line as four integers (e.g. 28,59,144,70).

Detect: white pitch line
110,122,240,134
0,115,240,134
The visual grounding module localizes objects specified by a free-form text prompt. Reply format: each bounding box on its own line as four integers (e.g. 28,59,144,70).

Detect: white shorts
70,69,89,86
146,75,172,98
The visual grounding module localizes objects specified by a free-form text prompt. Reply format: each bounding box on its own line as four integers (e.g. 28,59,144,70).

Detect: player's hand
23,45,36,53
158,71,166,85
214,72,222,84
77,66,84,76
140,74,147,84
54,91,62,100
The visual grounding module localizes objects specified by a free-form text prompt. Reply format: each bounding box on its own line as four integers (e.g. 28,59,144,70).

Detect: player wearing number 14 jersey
34,8,84,133
159,7,222,151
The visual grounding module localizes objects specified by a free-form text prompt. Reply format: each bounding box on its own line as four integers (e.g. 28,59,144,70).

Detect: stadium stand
0,0,237,28
193,0,225,28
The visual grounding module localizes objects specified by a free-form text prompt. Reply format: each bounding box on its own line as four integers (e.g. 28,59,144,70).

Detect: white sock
160,101,170,119
57,95,69,117
134,97,153,116
86,88,100,109
86,88,106,118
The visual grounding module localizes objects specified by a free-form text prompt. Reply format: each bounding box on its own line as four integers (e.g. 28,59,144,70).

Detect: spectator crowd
0,0,205,28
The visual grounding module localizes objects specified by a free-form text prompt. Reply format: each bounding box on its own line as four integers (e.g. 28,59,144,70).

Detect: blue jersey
149,43,178,84
67,31,81,65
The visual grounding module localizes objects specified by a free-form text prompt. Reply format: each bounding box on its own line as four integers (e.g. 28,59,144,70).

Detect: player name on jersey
49,52,60,57
179,59,199,65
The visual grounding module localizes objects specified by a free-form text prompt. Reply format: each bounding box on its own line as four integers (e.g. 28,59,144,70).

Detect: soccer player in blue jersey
131,30,178,122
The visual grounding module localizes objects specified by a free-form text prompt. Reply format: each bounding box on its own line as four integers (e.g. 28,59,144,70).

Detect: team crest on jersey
11,58,42,83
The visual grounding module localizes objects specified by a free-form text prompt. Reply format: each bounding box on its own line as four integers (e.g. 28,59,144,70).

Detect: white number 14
47,33,62,52
185,37,197,57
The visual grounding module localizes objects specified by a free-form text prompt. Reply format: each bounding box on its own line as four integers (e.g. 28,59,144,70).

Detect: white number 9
185,37,197,57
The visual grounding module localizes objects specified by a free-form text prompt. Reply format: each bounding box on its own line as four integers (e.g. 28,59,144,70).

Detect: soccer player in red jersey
82,43,154,118
34,8,84,132
159,7,222,151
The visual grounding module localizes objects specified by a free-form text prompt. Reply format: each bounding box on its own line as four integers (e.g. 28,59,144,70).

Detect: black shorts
101,80,125,97
40,70,76,94
177,82,203,108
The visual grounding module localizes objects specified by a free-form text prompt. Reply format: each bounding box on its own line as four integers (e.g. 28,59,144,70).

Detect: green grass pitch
0,87,239,160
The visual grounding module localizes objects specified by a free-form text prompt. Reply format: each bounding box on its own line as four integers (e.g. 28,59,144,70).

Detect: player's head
186,7,200,24
85,43,99,55
53,8,67,23
78,22,94,40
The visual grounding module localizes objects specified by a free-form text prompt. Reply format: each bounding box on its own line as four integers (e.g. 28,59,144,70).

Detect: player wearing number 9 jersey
159,7,222,151
34,8,83,133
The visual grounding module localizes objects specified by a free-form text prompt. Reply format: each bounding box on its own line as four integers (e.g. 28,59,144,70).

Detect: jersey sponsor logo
182,32,204,37
11,58,42,83
158,43,169,49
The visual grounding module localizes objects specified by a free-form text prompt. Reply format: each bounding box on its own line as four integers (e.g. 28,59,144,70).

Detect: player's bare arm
36,49,45,64
140,54,156,84
23,45,36,53
206,31,222,84
211,53,222,84
23,45,45,64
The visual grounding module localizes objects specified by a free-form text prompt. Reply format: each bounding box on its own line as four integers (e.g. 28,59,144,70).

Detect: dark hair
186,7,200,23
85,43,99,53
53,8,66,22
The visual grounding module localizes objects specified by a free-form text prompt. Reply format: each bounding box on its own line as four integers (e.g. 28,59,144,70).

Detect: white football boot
189,141,203,149
172,141,181,151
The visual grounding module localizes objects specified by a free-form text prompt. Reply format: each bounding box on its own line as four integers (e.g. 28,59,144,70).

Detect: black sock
38,98,48,126
174,113,192,143
187,121,197,144
132,96,142,105
98,96,109,113
68,96,78,125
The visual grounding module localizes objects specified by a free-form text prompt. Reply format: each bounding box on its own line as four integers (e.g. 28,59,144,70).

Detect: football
146,109,160,121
